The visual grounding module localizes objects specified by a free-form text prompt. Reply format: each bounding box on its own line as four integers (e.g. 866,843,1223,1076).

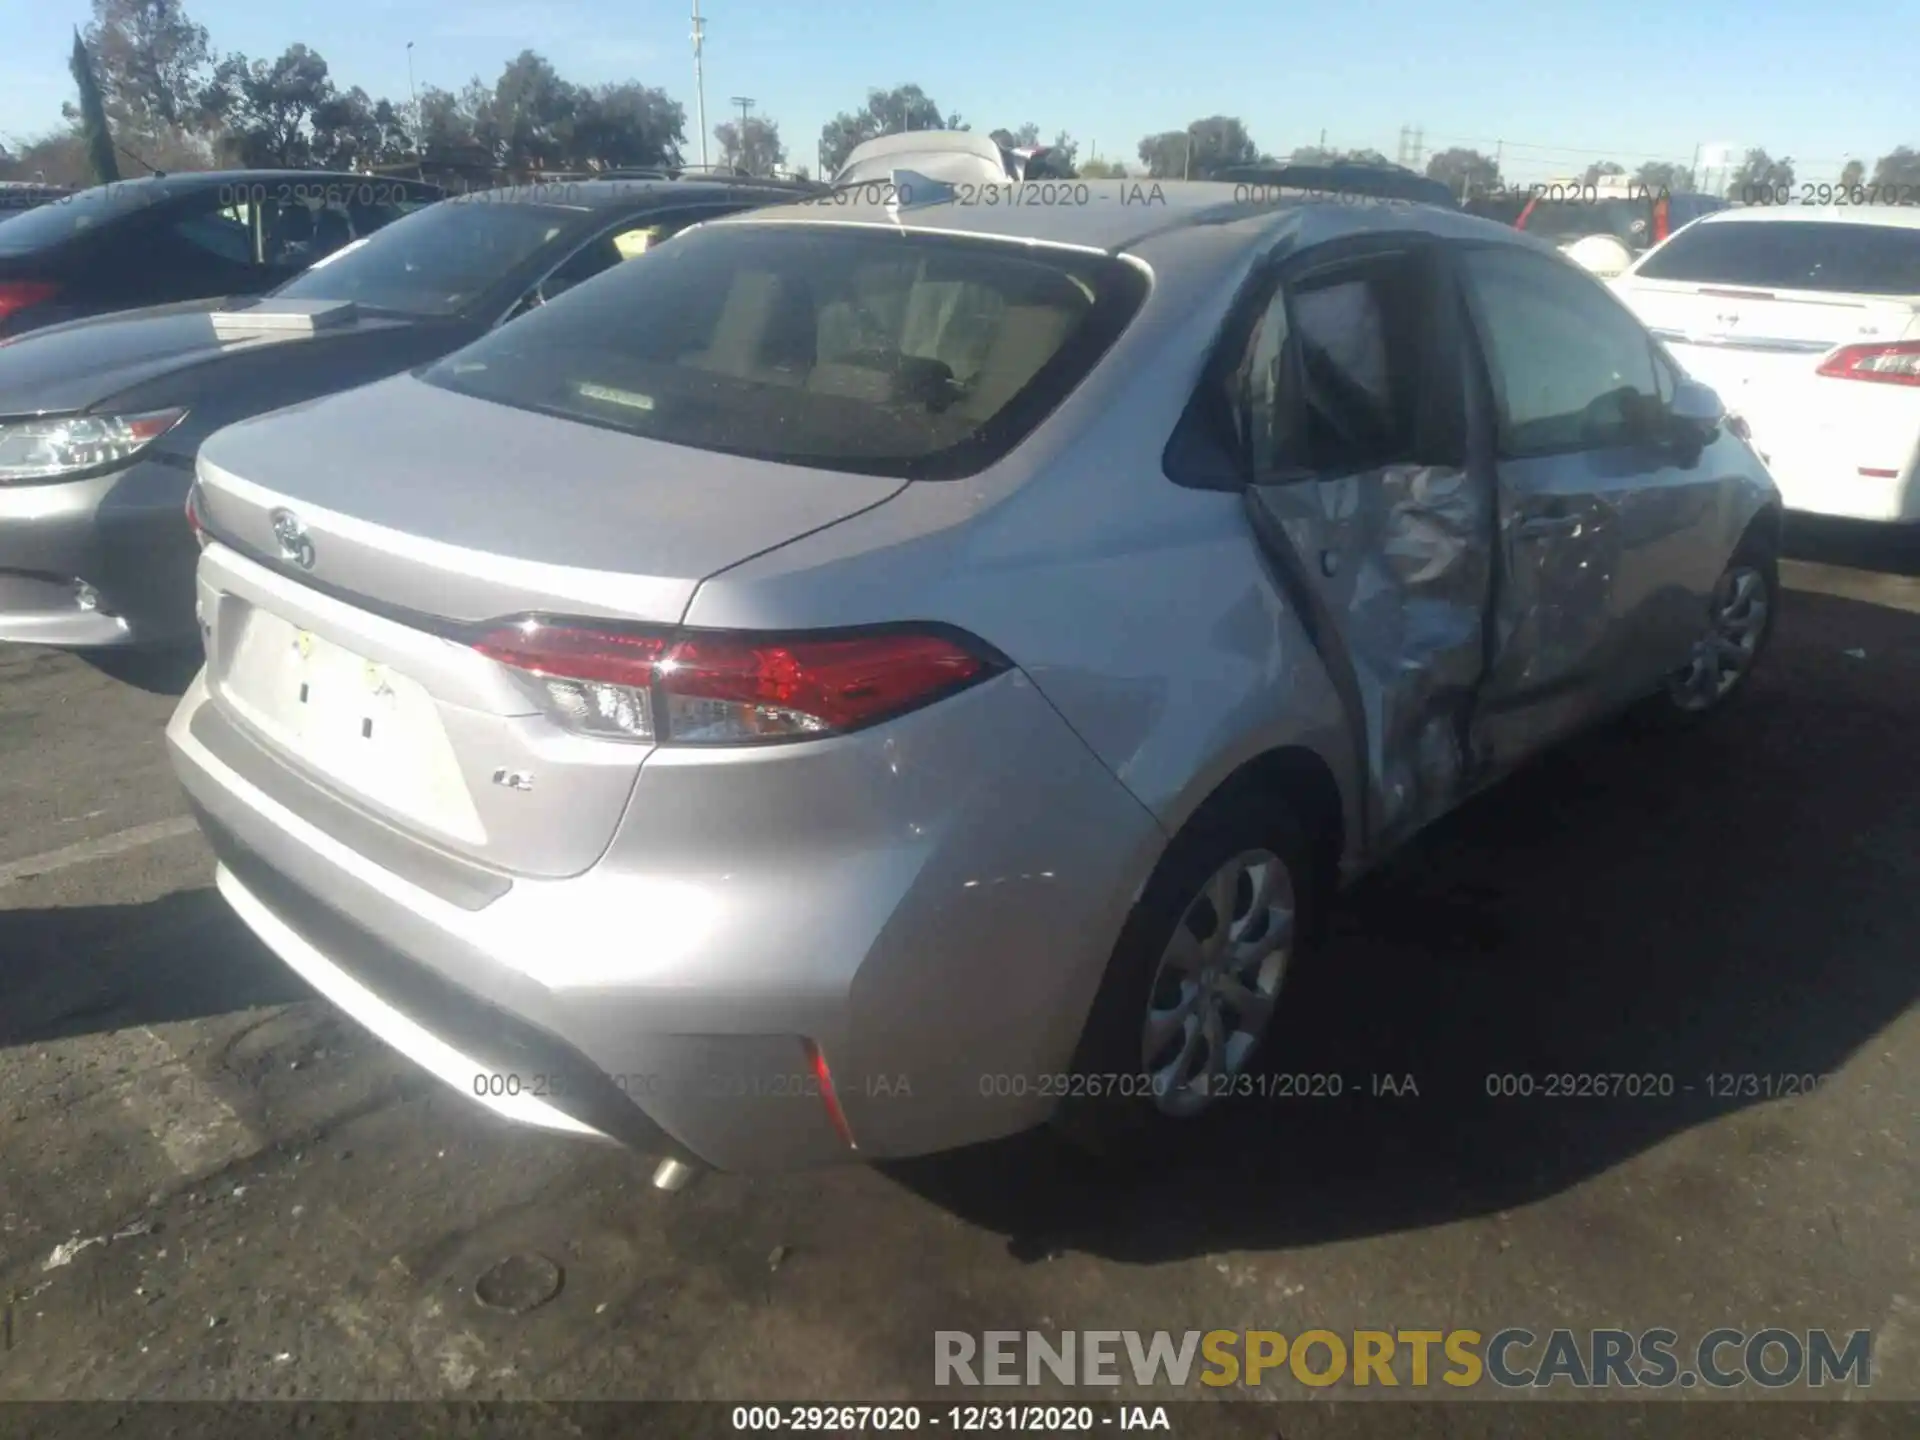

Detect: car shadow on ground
1785,513,1920,577
0,886,311,1049
888,585,1920,1262
3,587,1914,1267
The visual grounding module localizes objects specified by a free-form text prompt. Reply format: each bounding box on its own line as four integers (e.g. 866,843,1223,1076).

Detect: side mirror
1669,377,1725,437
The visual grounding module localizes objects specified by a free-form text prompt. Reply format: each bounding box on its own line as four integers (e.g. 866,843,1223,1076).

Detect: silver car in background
167,167,1780,1179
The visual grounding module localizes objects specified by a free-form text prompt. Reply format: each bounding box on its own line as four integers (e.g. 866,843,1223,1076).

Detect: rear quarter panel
683,227,1362,870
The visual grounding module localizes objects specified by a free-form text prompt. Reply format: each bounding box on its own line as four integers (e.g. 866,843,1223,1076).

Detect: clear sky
1,0,1910,184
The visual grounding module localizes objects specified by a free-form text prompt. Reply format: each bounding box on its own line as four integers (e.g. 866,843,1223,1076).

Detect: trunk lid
0,298,423,414
1617,277,1920,419
194,373,907,878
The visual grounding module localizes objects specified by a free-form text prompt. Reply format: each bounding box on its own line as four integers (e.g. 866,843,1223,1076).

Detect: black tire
1050,795,1323,1162
1633,523,1779,731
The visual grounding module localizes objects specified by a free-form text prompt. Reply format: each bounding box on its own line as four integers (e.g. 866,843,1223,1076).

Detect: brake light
1816,341,1920,387
0,279,60,323
1514,197,1537,231
1652,196,1671,244
472,621,1004,745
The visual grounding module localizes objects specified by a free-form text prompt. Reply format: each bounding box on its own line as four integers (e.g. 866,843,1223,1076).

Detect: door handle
1517,514,1583,540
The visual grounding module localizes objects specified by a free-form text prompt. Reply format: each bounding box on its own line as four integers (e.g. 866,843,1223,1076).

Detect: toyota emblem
269,508,315,570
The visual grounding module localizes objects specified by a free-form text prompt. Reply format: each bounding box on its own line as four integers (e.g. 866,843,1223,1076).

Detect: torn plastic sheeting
43,1218,156,1271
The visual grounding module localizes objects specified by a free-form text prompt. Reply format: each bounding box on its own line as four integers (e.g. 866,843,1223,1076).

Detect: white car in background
1611,206,1920,525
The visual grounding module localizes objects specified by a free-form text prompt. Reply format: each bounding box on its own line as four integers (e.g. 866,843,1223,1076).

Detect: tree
1426,146,1499,198
309,88,413,170
70,29,121,184
1633,160,1694,194
817,84,967,175
714,115,785,175
1078,157,1126,178
1581,160,1626,187
1137,117,1258,179
79,0,211,135
989,122,1041,151
1840,158,1867,189
1727,147,1794,197
0,131,88,186
1871,147,1920,188
574,82,684,170
200,44,336,167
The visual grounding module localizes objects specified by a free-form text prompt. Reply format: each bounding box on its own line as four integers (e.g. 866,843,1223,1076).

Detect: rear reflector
803,1039,858,1150
473,620,1004,745
1816,341,1920,387
184,480,211,549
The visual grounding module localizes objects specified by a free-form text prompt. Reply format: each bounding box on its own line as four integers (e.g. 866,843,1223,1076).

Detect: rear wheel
1052,798,1322,1159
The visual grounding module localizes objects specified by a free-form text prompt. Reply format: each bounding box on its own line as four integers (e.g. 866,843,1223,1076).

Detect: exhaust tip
650,1157,702,1192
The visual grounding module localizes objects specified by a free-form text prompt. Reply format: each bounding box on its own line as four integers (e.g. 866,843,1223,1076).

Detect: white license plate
222,609,483,840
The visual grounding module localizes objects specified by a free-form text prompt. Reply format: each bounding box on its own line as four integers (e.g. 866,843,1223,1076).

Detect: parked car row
0,134,1897,1188
0,171,825,651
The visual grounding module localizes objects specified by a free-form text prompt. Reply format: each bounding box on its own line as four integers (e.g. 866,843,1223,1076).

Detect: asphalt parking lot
1,520,1916,1423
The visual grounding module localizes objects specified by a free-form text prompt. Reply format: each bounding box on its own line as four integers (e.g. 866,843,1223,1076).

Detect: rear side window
1635,220,1920,294
171,199,255,264
423,224,1147,480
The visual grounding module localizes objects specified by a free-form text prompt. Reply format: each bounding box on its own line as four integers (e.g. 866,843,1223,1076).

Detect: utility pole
406,42,418,158
1410,126,1425,171
1688,143,1702,194
730,96,754,173
690,0,708,169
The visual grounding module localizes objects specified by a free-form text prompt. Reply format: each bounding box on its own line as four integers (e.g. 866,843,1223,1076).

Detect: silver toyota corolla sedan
166,172,1781,1180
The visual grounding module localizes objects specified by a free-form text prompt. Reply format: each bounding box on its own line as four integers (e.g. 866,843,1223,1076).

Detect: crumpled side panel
1250,461,1491,851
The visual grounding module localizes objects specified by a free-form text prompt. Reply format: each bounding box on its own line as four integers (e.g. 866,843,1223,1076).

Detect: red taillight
1652,197,1671,244
1816,341,1920,387
1513,197,1537,231
472,621,1001,745
0,279,60,323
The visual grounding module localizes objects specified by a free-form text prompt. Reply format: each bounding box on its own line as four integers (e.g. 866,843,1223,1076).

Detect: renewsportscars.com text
935,1328,1873,1390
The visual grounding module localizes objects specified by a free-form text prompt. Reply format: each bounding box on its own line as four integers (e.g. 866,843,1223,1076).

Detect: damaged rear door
1240,237,1499,856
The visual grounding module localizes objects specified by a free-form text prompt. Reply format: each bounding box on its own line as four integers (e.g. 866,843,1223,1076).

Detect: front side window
1461,246,1661,456
425,224,1146,480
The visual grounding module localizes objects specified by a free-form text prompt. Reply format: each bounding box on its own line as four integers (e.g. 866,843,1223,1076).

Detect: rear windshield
423,223,1147,479
1635,219,1920,294
272,198,576,316
0,179,172,252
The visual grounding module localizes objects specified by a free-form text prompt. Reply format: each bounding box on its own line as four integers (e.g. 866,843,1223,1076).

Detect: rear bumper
167,666,1166,1172
0,454,200,646
1761,451,1919,525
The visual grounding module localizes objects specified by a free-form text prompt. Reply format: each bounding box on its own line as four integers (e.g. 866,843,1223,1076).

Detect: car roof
1693,204,1920,230
79,169,440,190
714,177,1527,258
446,177,813,212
